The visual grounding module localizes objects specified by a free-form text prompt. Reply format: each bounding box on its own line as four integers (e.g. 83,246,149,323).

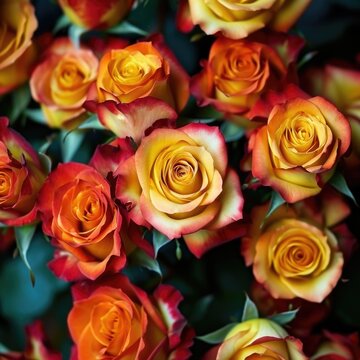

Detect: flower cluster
0,0,359,359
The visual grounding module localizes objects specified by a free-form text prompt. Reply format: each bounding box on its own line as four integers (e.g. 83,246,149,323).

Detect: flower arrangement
0,0,359,359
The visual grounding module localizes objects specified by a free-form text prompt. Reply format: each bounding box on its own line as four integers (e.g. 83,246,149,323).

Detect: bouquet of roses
0,0,359,359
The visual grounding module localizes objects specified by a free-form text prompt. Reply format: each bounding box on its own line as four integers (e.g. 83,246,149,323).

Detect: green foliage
197,323,238,344
241,294,259,322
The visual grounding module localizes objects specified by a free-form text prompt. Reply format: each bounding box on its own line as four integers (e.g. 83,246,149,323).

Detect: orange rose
204,318,307,360
67,275,193,360
251,86,351,202
38,162,126,280
191,36,288,116
96,36,190,112
58,0,135,30
0,0,37,95
30,38,99,129
242,193,347,302
115,123,244,257
185,0,311,39
0,118,46,226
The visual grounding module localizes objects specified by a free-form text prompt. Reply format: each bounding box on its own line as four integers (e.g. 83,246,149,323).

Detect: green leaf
269,309,299,325
69,24,87,48
60,129,85,162
25,109,46,125
197,323,238,344
297,51,318,69
0,342,10,353
175,239,182,260
38,152,52,174
10,84,31,122
220,122,245,142
107,21,148,36
153,230,172,258
329,172,358,206
53,14,71,34
241,294,259,322
77,114,106,130
14,224,37,286
265,191,286,219
130,249,162,276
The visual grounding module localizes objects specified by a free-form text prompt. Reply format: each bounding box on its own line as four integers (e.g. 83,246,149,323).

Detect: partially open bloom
311,332,360,360
0,321,61,360
0,0,38,95
96,36,190,112
38,162,126,280
251,86,351,202
181,0,311,39
242,192,347,302
58,0,135,30
204,318,307,360
116,123,244,257
67,275,193,360
0,118,46,226
191,35,292,117
30,38,99,129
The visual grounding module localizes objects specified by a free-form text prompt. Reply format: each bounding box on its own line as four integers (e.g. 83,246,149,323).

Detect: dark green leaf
197,323,238,344
130,249,162,276
153,230,172,258
297,51,318,69
77,114,106,130
25,109,46,125
241,294,259,321
38,152,52,174
10,85,31,122
269,309,299,325
0,343,10,353
175,239,182,260
53,14,71,33
265,191,286,219
329,172,358,206
14,224,37,285
60,129,85,162
107,21,148,36
220,122,245,142
69,25,87,48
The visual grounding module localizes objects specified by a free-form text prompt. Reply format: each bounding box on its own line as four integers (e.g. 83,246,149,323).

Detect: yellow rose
30,38,99,129
187,0,311,39
0,0,37,94
96,37,190,112
205,318,307,360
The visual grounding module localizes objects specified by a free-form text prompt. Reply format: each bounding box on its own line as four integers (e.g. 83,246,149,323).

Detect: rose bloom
116,123,244,257
68,275,193,360
0,321,61,360
303,63,360,184
179,0,311,39
311,332,360,360
191,35,291,117
96,36,190,112
58,0,135,30
242,193,347,302
0,0,38,95
250,86,351,202
30,38,99,129
204,318,307,360
0,118,46,226
38,162,126,280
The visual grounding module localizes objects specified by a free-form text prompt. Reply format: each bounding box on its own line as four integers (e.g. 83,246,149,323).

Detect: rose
0,118,46,226
242,197,345,303
204,318,307,360
58,0,135,30
311,332,360,360
96,36,190,112
191,36,288,116
251,86,351,202
30,38,99,129
116,123,244,257
38,162,126,280
185,0,311,39
0,0,37,95
67,275,193,360
0,321,61,360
